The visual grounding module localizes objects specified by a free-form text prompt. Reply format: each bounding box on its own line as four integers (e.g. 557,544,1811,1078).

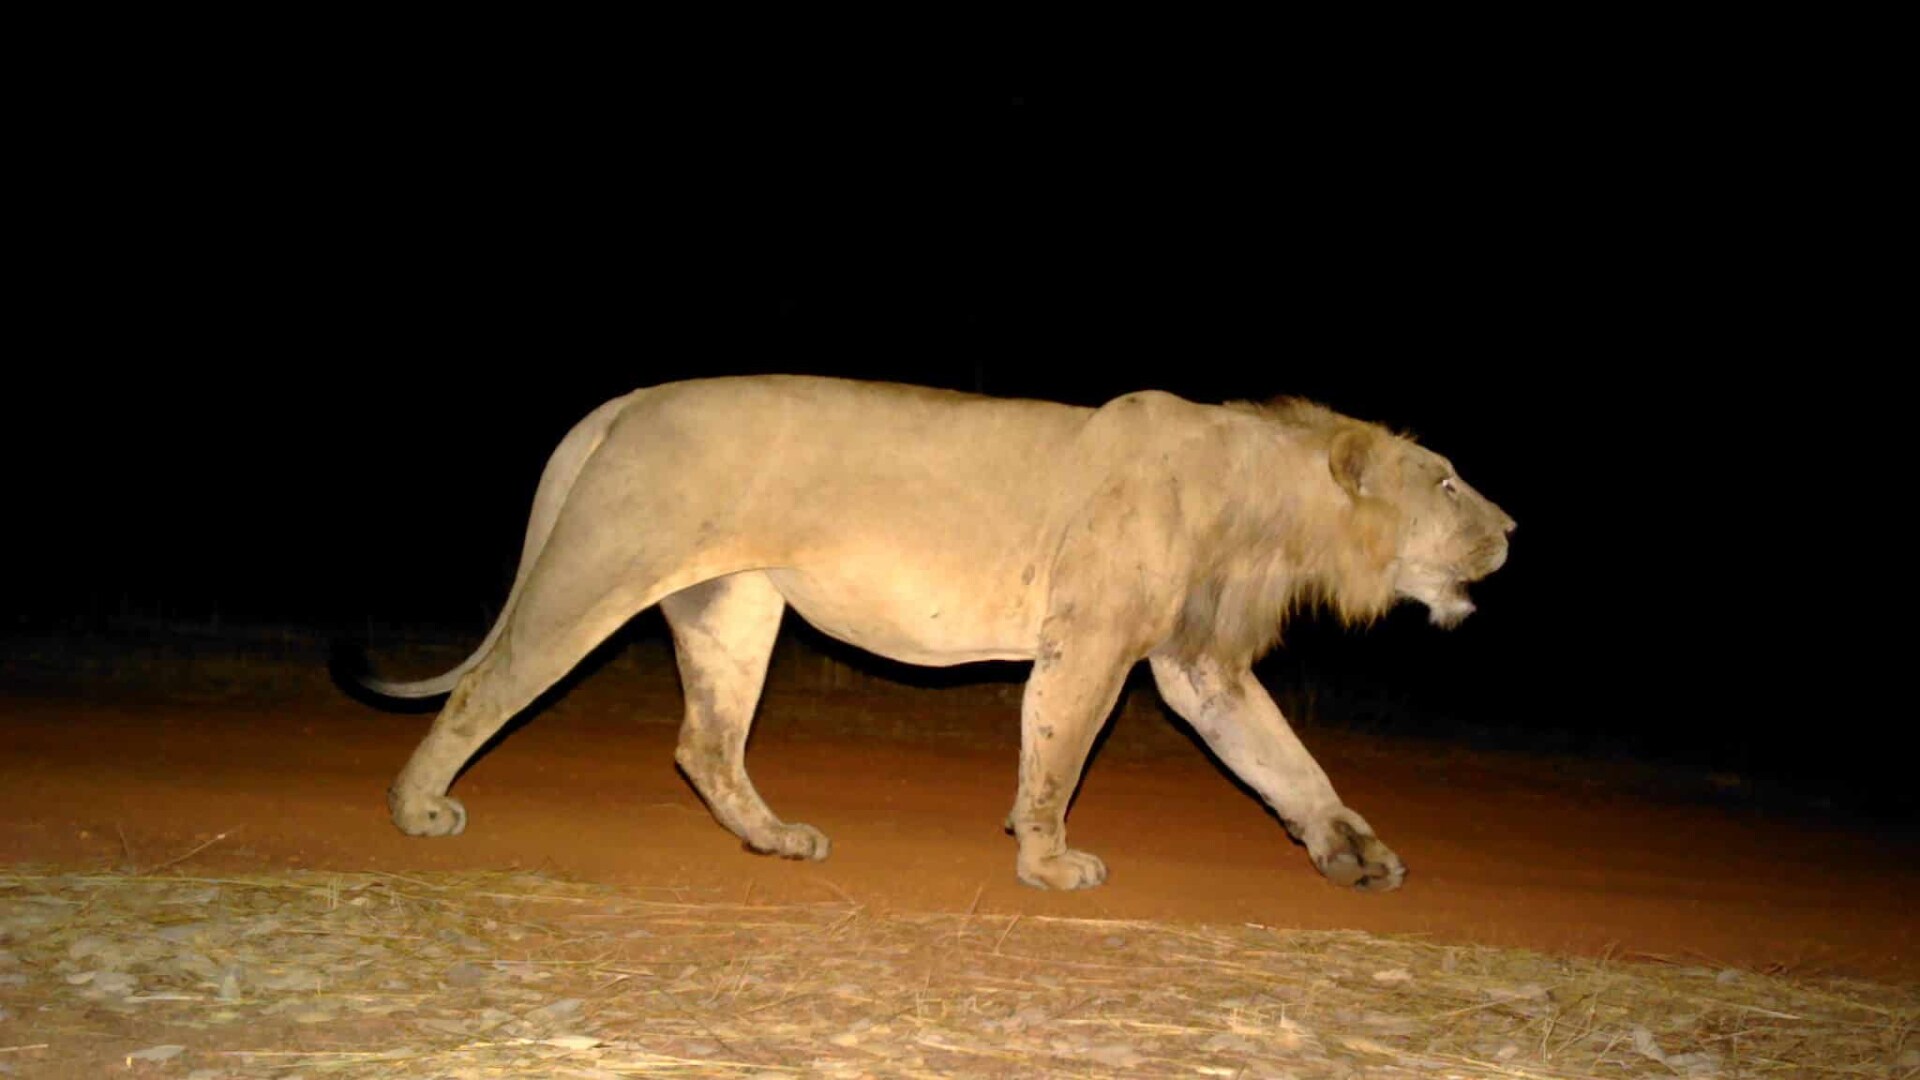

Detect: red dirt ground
3,684,1914,983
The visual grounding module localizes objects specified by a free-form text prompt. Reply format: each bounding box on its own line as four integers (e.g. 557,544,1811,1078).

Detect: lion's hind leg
661,572,830,861
388,566,654,837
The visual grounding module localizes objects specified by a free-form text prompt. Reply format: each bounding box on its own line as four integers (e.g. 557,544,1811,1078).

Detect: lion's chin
1427,595,1475,628
1404,582,1475,628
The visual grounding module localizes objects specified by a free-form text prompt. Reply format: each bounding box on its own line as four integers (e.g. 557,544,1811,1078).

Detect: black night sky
8,78,1890,814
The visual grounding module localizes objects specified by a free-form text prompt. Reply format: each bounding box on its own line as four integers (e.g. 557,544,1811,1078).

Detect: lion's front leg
1007,642,1133,890
1148,654,1405,891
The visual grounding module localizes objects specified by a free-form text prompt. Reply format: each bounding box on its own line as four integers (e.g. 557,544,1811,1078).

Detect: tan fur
366,376,1514,892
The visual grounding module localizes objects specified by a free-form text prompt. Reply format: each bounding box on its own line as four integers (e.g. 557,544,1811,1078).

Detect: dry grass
1,867,1911,1078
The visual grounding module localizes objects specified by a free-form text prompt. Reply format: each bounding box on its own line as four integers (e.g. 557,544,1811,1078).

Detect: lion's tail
359,393,634,699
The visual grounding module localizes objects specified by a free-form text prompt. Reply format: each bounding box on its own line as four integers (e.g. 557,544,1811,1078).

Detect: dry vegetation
2,867,1911,1079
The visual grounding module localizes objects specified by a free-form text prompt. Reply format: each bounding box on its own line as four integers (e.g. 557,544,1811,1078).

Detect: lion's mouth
1469,536,1511,579
1396,570,1477,628
1397,531,1508,628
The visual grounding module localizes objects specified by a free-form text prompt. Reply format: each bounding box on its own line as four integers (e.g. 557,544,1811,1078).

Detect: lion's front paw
747,822,832,861
389,788,467,837
1017,848,1109,890
1308,812,1404,892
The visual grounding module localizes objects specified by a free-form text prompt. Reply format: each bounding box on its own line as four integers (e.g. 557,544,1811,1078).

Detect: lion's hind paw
747,822,832,862
389,790,468,838
1017,848,1109,890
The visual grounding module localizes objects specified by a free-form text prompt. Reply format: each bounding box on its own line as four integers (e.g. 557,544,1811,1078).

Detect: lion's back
610,376,1094,529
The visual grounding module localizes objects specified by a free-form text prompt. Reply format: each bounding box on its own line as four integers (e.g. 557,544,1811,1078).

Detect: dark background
6,58,1891,812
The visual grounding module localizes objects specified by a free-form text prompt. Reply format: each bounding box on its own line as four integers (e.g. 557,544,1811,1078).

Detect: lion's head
1173,399,1514,663
1326,417,1514,628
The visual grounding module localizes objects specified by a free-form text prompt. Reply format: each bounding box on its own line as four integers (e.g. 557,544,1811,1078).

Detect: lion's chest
766,564,1043,667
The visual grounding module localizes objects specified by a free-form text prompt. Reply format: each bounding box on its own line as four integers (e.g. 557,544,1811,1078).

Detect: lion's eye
1440,477,1458,498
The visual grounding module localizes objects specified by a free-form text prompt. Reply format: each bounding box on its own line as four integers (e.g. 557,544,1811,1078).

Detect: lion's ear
1329,427,1377,498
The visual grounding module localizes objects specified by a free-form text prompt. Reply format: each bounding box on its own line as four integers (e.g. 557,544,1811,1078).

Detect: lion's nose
1503,518,1517,536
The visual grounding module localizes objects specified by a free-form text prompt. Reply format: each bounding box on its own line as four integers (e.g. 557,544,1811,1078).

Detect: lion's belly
766,566,1041,667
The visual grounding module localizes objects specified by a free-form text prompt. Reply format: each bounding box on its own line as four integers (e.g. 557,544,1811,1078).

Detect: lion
363,375,1513,892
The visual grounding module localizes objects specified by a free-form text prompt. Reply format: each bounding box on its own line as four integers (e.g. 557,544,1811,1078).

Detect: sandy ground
2,675,1914,986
